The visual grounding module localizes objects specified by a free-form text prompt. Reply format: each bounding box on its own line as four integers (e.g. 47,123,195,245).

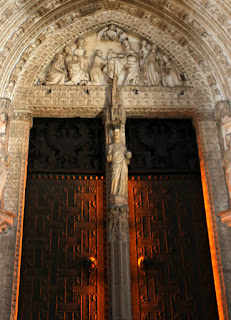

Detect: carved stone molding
196,110,215,122
218,210,231,228
0,208,16,234
11,110,33,128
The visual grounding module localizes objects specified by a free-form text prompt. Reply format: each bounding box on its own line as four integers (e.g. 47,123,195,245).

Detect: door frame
7,109,228,320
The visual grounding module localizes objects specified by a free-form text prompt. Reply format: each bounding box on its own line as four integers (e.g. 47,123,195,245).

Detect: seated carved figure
45,53,67,85
66,56,89,85
98,24,127,42
122,39,140,85
161,55,182,87
90,50,107,85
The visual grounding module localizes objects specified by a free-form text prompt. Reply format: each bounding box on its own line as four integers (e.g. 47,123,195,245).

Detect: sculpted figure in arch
223,133,231,205
107,128,132,201
45,53,67,85
161,55,182,87
66,39,89,85
115,39,140,85
98,24,127,42
142,43,161,86
90,50,108,85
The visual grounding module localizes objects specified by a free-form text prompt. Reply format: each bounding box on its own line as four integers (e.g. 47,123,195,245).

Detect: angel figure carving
107,128,132,201
97,24,127,42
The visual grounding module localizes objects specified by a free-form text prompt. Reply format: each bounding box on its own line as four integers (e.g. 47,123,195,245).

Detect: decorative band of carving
108,204,129,242
195,110,215,121
11,110,33,127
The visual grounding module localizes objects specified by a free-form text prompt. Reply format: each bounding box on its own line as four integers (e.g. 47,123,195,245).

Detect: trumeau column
194,110,230,319
103,77,133,320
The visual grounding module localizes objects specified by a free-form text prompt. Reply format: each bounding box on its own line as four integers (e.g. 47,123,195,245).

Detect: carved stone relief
215,101,231,227
40,25,185,87
0,99,16,234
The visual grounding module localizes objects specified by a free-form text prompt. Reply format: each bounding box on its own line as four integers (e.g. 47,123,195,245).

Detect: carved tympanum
41,24,185,87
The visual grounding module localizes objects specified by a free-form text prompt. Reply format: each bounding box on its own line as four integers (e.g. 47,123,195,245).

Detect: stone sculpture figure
0,136,9,208
121,39,140,85
63,45,73,69
223,133,231,204
142,44,161,85
107,127,132,202
45,53,67,85
98,24,127,42
66,55,89,85
0,111,9,208
66,39,89,85
161,55,182,87
90,50,108,85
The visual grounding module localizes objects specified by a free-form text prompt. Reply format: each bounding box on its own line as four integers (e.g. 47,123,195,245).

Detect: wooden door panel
18,174,106,320
129,175,218,320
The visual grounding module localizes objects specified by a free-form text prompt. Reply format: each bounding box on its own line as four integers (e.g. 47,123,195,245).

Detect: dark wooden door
18,174,106,320
129,175,218,320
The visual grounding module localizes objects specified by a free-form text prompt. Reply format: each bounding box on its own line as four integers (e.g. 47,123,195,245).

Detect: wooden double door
18,118,218,320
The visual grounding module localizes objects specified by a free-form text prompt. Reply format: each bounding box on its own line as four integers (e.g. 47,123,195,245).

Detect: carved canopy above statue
39,24,185,87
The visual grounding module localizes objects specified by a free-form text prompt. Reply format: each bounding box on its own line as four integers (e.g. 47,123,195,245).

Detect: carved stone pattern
18,175,106,320
28,118,105,172
193,117,229,319
108,205,129,241
0,1,230,101
0,209,16,234
129,176,219,320
126,118,200,172
10,10,218,105
10,118,31,320
16,86,212,113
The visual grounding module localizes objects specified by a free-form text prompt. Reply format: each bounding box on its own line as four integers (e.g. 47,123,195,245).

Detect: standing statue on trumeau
107,127,132,203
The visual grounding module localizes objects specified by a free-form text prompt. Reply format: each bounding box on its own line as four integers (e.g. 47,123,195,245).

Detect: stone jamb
192,112,229,320
6,110,33,320
6,106,229,320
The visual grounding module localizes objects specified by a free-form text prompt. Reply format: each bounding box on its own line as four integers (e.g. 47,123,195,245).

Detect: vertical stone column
214,101,231,226
194,111,230,319
0,108,32,320
0,98,16,233
104,77,133,320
